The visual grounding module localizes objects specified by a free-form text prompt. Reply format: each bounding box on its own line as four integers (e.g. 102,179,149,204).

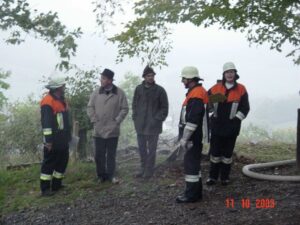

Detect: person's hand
180,139,188,151
44,143,52,151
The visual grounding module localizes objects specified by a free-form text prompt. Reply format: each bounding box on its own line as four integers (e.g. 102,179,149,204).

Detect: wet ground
1,151,300,225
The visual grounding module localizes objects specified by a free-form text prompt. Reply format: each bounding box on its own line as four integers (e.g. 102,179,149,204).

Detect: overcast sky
1,0,299,122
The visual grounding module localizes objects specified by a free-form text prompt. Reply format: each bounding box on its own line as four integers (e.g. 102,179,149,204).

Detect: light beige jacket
87,85,129,138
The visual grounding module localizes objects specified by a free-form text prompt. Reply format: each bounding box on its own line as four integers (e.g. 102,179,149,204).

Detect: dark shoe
96,177,106,184
221,179,230,186
176,195,201,203
52,184,66,192
134,171,144,178
41,189,55,197
206,178,217,186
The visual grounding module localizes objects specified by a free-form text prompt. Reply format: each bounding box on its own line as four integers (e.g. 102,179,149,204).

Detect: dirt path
1,158,300,225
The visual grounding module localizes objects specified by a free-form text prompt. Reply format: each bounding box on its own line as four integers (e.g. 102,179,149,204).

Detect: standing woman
206,62,250,186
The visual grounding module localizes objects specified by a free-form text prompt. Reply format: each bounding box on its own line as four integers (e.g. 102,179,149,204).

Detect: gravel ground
1,155,300,225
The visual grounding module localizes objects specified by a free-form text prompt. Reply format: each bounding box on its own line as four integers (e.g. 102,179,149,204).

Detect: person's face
100,75,112,87
56,84,66,96
144,73,155,84
181,77,190,89
224,70,236,83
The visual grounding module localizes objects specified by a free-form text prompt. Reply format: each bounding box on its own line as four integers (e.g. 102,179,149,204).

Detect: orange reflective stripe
210,83,246,102
183,86,208,106
40,94,67,114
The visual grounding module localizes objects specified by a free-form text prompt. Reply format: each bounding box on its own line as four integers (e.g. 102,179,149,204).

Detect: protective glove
179,128,194,151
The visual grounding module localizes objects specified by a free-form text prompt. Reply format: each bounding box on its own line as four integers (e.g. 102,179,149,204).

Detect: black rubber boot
52,177,63,191
220,163,231,184
176,182,202,203
40,180,54,196
208,162,221,181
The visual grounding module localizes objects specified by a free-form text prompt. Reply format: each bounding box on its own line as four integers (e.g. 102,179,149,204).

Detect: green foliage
65,66,99,130
236,142,296,162
94,0,300,66
0,97,42,167
239,123,296,144
0,0,82,69
272,127,296,144
118,72,142,148
0,69,10,107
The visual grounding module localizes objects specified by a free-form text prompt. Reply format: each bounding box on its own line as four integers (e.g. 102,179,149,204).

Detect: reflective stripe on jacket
40,93,71,149
179,84,208,140
209,82,250,137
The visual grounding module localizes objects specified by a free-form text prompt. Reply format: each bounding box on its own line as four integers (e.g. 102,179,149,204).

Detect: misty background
1,0,299,135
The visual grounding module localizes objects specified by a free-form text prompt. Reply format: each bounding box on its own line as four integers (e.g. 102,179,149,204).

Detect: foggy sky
1,0,299,128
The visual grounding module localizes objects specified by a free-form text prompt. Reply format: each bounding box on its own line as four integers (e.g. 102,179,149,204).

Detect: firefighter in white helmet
176,66,208,203
40,74,71,196
206,62,250,186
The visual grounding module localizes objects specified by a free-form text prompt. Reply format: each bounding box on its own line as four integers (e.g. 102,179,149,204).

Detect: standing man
176,66,208,203
40,74,71,196
206,62,250,186
87,68,128,183
132,65,169,179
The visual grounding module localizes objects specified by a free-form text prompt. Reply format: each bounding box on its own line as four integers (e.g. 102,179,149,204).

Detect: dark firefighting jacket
40,93,71,149
209,82,250,137
179,84,209,139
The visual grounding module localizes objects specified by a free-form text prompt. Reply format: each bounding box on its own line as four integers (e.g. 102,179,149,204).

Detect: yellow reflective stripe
43,128,52,135
56,113,64,130
53,171,64,179
40,173,52,180
185,174,199,182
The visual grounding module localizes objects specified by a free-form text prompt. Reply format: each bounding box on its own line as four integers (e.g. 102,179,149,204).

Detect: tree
0,0,82,69
94,0,300,66
65,66,99,159
118,72,142,148
0,69,10,107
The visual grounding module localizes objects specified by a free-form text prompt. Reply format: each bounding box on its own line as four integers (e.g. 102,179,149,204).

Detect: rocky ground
1,149,300,225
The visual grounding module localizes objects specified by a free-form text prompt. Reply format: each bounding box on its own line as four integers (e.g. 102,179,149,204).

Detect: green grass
236,142,296,162
0,162,115,215
0,142,298,215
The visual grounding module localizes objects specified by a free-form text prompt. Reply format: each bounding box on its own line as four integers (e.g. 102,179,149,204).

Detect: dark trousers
94,137,119,181
137,134,159,176
209,135,237,180
184,129,203,199
40,147,69,192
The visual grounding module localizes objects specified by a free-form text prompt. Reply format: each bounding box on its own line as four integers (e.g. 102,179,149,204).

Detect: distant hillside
247,94,299,128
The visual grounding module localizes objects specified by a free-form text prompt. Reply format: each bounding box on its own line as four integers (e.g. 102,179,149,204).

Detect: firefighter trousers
40,146,69,192
209,135,237,181
183,129,203,199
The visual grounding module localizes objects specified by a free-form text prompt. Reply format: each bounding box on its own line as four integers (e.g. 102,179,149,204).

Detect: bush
0,97,42,167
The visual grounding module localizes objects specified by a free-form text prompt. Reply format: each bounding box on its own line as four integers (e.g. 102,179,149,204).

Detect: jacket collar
186,83,202,96
99,84,118,94
142,80,156,88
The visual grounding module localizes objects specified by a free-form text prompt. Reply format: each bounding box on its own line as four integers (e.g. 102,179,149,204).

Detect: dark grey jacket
132,82,169,135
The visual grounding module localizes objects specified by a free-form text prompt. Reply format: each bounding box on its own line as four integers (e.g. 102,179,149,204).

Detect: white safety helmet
223,62,237,73
45,74,66,89
181,66,203,80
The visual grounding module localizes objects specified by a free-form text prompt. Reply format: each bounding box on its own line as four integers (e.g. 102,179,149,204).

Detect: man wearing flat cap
132,65,169,179
87,68,129,184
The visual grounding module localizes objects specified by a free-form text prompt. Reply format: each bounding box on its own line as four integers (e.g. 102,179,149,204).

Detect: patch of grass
0,161,114,215
236,142,296,162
